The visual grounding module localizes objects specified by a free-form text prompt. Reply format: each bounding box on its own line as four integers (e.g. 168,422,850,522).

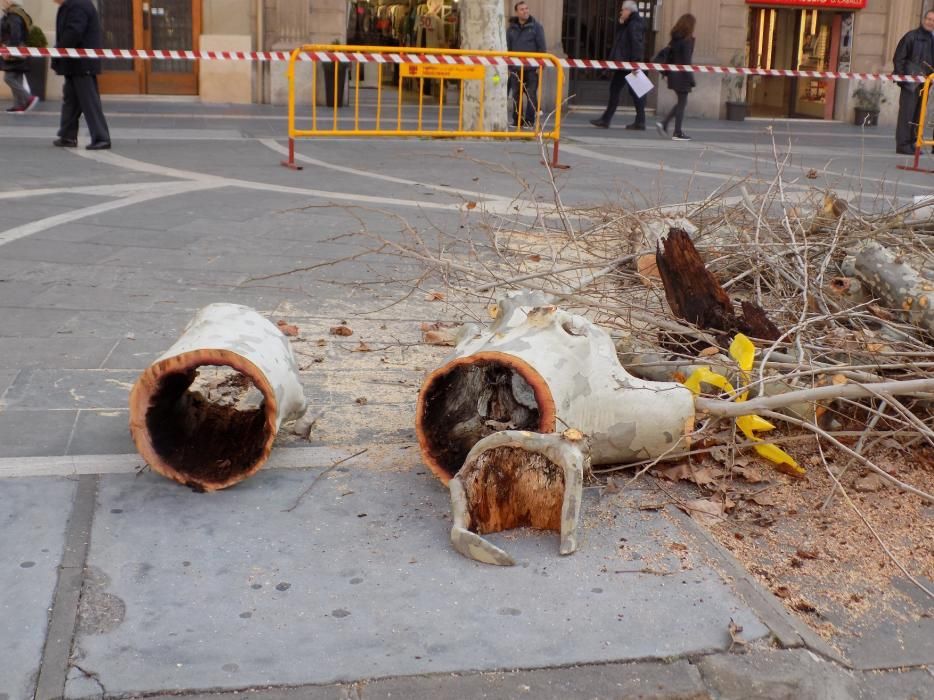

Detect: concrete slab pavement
1,100,932,699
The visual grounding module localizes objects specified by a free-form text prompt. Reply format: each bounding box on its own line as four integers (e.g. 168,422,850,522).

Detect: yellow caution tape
685,334,804,476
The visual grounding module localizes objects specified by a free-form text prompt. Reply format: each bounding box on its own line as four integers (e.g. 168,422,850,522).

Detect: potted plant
852,81,884,127
26,24,48,102
724,52,747,121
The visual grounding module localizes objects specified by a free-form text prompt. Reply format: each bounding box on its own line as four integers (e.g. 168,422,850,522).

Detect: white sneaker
22,96,39,112
655,121,667,136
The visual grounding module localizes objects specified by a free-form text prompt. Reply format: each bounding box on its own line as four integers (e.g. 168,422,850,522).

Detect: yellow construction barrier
280,44,565,170
898,73,934,174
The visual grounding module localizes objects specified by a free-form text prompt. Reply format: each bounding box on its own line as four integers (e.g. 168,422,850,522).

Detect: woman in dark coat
655,14,695,142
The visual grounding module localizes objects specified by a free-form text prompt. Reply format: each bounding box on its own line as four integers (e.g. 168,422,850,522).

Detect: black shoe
672,133,692,141
590,118,609,128
86,141,112,151
625,123,646,131
53,138,78,148
896,146,915,155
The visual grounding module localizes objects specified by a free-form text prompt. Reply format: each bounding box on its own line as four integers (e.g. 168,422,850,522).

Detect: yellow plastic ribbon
685,334,804,476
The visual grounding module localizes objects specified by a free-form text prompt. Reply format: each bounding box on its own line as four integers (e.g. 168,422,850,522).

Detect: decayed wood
852,241,934,337
449,430,589,566
656,228,780,342
129,303,307,492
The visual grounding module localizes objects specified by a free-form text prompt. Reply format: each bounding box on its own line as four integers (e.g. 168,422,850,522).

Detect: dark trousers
508,68,539,126
600,70,646,125
663,91,689,135
58,74,110,145
896,85,923,150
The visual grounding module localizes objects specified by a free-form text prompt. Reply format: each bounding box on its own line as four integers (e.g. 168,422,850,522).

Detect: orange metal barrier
280,45,565,170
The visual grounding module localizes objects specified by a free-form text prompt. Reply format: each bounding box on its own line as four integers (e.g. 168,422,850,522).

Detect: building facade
4,0,932,125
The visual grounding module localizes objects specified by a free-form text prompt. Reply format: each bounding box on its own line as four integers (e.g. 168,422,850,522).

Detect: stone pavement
1,99,932,699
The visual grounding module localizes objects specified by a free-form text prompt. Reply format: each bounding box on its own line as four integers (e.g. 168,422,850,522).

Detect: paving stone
696,648,860,700
0,409,77,458
2,239,123,266
2,369,137,411
67,410,135,456
0,309,77,338
856,669,934,700
68,469,768,697
0,337,116,370
0,477,77,700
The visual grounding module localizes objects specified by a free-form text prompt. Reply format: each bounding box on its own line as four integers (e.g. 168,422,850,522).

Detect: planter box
854,108,879,127
725,101,747,121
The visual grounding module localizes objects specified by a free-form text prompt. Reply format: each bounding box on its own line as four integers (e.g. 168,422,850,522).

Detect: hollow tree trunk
460,0,508,132
129,303,307,492
416,291,695,482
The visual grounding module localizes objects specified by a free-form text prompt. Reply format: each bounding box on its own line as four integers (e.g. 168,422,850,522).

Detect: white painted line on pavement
75,148,544,217
259,138,518,205
0,181,223,248
0,445,420,479
0,181,192,201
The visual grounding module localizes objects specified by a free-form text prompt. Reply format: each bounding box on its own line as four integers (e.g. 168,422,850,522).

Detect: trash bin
321,62,349,108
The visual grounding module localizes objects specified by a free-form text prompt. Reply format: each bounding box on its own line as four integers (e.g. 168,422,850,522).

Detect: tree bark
852,241,934,338
459,0,508,132
656,228,781,343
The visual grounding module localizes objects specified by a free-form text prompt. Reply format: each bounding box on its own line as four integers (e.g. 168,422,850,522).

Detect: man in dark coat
590,1,646,130
0,0,37,112
52,0,110,149
506,1,546,127
893,10,934,154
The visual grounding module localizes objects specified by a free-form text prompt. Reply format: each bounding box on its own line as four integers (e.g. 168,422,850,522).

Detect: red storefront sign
745,0,866,8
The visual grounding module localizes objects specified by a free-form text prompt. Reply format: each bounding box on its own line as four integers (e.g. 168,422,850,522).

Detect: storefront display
746,1,859,119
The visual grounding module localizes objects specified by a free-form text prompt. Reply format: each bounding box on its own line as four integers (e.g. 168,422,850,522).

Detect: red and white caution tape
0,46,926,83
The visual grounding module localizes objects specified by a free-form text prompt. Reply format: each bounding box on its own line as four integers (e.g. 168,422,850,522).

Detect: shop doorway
746,6,843,119
97,0,201,95
562,0,658,105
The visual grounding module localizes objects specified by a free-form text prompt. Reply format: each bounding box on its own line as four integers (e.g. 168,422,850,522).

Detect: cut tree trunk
129,303,307,492
459,0,508,132
449,429,589,566
656,228,781,344
416,291,695,482
852,241,934,338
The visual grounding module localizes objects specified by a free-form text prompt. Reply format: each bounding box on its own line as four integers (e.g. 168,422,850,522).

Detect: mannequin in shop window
416,0,444,95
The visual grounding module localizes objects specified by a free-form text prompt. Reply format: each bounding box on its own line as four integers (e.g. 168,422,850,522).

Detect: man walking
893,9,934,154
591,1,646,130
0,0,38,113
506,1,546,128
52,0,110,150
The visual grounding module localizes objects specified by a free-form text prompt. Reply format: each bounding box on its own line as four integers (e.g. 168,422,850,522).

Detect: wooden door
98,0,200,95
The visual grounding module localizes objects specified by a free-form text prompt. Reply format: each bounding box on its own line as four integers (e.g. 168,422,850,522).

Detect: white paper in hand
625,70,654,99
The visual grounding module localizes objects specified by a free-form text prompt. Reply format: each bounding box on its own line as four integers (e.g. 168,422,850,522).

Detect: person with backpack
0,0,38,113
654,13,696,142
590,1,646,130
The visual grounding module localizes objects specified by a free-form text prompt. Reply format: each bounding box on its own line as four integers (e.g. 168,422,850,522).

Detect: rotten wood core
143,365,269,490
418,359,543,480
656,228,781,347
460,446,564,534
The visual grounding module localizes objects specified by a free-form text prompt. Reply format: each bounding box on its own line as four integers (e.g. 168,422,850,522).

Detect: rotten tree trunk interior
656,228,780,345
418,358,543,480
144,365,268,491
459,446,564,534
